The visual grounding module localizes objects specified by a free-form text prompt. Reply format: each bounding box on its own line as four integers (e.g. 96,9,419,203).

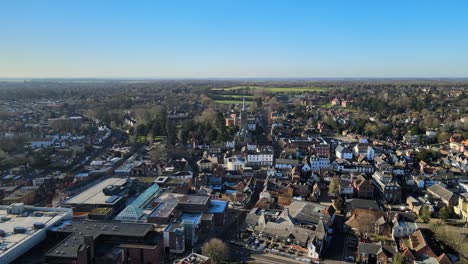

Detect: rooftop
2,186,40,202
0,204,72,263
114,183,161,221
174,252,210,264
206,200,227,214
47,220,152,258
64,177,127,206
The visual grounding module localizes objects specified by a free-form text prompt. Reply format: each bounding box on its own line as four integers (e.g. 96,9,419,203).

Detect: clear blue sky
1,0,468,78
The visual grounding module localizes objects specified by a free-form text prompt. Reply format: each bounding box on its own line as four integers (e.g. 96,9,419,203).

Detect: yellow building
454,193,468,223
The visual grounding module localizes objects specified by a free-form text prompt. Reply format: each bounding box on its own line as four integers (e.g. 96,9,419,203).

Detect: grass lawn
320,103,335,108
214,100,253,105
213,86,330,93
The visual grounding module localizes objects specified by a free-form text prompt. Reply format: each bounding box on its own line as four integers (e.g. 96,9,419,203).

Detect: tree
333,196,345,211
149,143,168,162
439,207,450,221
420,205,431,223
202,238,228,264
328,176,341,197
358,211,376,238
196,108,217,124
437,132,450,143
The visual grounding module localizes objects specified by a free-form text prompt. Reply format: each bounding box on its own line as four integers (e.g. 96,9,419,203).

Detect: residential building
225,156,246,171
336,145,353,160
358,242,396,264
246,146,274,167
352,174,375,199
310,156,331,171
454,193,468,223
426,183,458,208
2,186,40,205
353,142,375,161
372,171,401,203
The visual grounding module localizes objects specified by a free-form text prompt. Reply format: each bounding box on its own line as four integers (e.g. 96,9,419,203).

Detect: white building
310,156,331,171
31,136,58,148
0,203,72,264
335,145,353,160
246,147,274,167
275,158,299,170
225,156,246,170
353,143,375,161
392,220,418,238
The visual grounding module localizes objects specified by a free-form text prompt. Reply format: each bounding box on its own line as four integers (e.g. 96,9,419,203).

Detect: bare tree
328,176,341,197
358,211,376,237
149,143,168,162
202,238,229,264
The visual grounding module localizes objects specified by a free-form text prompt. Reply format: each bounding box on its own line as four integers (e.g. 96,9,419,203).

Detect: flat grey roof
63,178,127,206
47,220,152,258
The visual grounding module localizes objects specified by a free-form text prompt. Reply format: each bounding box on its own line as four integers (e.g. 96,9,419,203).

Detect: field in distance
212,86,330,93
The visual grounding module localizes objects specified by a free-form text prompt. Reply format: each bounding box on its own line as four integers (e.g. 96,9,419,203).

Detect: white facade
337,151,353,160
31,138,57,148
392,222,418,238
336,146,353,160
353,144,375,160
225,156,246,170
247,153,273,166
310,157,331,171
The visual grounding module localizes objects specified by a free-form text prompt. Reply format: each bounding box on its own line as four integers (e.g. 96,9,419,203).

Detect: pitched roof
276,208,295,226
287,200,332,225
346,198,380,211
345,209,386,230
358,242,395,257
427,184,457,203
437,253,453,264
254,221,321,245
407,230,435,257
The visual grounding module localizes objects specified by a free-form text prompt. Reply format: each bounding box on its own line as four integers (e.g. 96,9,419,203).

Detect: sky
1,0,468,78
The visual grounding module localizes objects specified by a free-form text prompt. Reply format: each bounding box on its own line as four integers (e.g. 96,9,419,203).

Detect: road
249,253,306,264
322,215,348,264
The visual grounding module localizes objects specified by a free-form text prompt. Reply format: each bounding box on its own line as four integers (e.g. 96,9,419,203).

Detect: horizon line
1,76,468,81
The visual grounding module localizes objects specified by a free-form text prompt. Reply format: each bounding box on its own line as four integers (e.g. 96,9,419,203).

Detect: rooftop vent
33,222,45,230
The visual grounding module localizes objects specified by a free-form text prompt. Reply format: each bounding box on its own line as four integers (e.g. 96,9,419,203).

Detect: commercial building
148,193,210,225
63,177,128,213
46,220,160,264
114,183,162,222
0,203,72,264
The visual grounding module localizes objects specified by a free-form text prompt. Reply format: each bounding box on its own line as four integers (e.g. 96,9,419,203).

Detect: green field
214,100,253,105
213,86,329,93
219,94,253,98
320,103,335,109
